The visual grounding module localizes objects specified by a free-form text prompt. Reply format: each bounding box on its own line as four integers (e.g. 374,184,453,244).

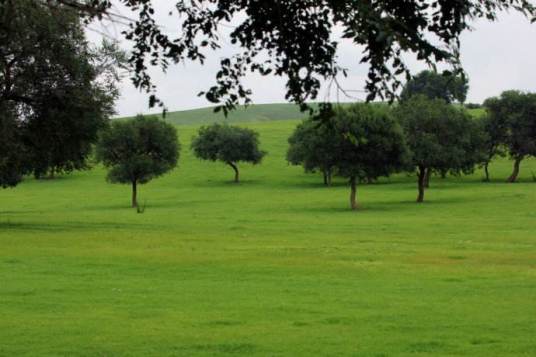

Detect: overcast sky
88,4,536,117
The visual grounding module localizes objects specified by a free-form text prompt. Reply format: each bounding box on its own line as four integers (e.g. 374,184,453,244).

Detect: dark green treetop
0,104,25,188
191,124,266,182
96,115,180,207
330,104,409,210
484,90,536,182
396,95,486,202
43,1,536,113
0,0,122,180
400,70,468,104
287,111,341,186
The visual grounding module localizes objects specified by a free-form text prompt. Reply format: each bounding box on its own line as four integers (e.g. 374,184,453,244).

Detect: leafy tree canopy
96,115,180,207
330,104,409,209
287,111,340,186
0,0,123,181
46,0,536,113
0,104,25,188
400,70,468,103
396,95,486,202
191,124,266,182
479,112,508,181
484,90,536,182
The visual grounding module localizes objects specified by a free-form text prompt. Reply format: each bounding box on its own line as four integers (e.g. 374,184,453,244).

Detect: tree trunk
484,162,490,182
507,156,523,183
132,180,138,208
323,168,332,187
228,162,239,182
417,166,426,203
349,176,358,210
424,168,432,188
440,170,447,179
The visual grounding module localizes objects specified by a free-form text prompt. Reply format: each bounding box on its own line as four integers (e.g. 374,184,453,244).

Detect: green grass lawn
1,119,535,356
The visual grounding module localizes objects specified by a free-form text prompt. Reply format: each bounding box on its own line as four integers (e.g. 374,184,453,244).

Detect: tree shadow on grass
291,192,504,214
189,178,264,188
0,220,152,233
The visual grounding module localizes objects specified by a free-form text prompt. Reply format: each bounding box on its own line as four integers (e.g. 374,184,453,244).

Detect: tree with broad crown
38,1,536,113
0,105,25,188
191,124,266,183
479,113,508,182
96,115,180,208
0,1,122,181
330,104,409,210
484,90,536,183
396,95,487,203
400,70,468,104
287,111,340,186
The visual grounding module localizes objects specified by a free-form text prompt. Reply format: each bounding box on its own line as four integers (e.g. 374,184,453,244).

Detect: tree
479,113,508,181
330,104,408,210
0,1,122,181
44,1,535,113
0,105,25,188
96,115,180,208
191,124,266,182
396,96,487,202
484,91,536,182
287,113,340,186
400,70,468,104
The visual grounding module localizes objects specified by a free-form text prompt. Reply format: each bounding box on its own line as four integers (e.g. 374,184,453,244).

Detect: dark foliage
47,0,536,113
287,111,340,186
396,96,487,202
0,0,121,182
400,70,468,104
0,104,25,188
484,90,536,182
191,124,266,182
330,104,409,210
96,115,180,207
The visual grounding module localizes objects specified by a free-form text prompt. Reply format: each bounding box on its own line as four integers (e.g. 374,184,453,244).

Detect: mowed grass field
1,118,536,356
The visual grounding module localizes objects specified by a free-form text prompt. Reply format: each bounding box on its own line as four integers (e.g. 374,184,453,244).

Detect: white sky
88,3,536,117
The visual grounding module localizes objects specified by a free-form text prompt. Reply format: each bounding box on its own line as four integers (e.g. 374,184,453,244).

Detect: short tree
484,91,536,183
96,115,179,208
287,116,340,186
400,70,468,104
479,113,508,181
331,104,409,210
396,96,486,202
191,124,266,182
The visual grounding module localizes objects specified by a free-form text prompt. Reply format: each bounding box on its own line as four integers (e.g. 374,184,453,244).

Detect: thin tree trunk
132,180,138,208
349,176,358,210
327,168,332,186
440,170,447,179
323,170,328,186
417,166,426,203
484,162,490,182
424,168,432,188
507,156,523,183
228,162,239,182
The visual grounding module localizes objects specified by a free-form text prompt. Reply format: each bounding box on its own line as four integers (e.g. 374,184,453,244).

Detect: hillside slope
121,102,484,125
142,103,316,125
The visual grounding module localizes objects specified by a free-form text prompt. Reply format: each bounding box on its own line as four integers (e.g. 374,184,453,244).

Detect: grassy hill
124,102,484,125
138,103,315,125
